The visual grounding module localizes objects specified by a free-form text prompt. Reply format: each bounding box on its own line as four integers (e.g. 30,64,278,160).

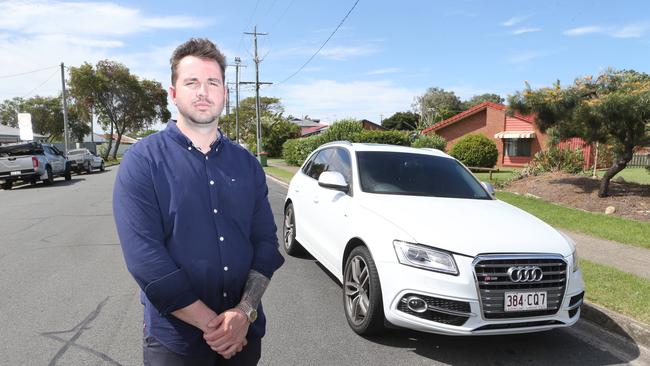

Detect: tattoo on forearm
239,270,270,309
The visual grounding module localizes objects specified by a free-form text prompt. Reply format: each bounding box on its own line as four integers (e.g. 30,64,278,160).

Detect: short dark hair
170,38,226,85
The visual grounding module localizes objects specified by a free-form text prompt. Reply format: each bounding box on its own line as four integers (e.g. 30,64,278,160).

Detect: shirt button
213,209,218,214
224,266,228,271
210,180,214,185
187,146,192,150
223,292,227,298
219,236,224,242
205,156,209,160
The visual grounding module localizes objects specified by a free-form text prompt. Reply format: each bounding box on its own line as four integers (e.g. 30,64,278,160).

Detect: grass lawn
473,170,519,185
581,259,650,325
263,166,295,183
495,191,650,249
595,167,650,185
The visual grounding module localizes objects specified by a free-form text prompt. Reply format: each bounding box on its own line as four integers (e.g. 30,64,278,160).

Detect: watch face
249,309,258,322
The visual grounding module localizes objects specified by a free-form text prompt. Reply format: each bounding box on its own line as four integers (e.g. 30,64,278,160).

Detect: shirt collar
165,119,227,152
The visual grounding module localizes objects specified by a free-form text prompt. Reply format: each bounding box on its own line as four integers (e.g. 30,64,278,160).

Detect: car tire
2,181,12,190
343,246,385,336
282,203,304,256
100,162,105,172
86,162,92,174
64,169,72,181
43,166,54,185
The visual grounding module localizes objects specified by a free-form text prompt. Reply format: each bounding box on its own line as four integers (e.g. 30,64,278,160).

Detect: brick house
422,102,594,168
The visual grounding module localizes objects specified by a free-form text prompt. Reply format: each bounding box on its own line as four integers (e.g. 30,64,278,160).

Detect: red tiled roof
301,125,328,136
422,102,506,134
104,133,138,144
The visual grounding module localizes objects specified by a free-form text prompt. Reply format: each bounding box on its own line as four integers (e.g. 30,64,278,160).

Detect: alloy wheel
344,255,371,326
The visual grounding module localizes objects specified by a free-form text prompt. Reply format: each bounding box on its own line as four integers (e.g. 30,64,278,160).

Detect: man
113,38,284,365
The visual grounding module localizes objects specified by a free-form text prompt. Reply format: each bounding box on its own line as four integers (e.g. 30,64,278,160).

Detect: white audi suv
283,141,585,336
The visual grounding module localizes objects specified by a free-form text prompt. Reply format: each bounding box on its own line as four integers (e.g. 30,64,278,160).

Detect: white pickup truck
0,142,71,190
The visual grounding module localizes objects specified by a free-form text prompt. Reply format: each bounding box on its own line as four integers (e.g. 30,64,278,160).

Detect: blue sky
1,0,649,130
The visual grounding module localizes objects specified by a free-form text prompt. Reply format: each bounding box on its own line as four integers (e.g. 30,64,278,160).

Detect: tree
0,97,24,127
0,95,90,142
245,114,300,156
462,93,504,110
69,60,170,160
412,87,462,128
381,111,420,130
220,96,284,143
508,69,650,197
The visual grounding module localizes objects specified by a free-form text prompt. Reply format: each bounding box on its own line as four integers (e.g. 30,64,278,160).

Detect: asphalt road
0,167,647,365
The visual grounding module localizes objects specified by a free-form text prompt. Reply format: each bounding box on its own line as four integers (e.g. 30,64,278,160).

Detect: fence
629,153,650,168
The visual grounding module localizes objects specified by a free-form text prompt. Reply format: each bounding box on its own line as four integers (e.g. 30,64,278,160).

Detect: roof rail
320,140,353,148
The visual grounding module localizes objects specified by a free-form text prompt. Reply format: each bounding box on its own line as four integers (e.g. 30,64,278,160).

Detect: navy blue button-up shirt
113,120,284,356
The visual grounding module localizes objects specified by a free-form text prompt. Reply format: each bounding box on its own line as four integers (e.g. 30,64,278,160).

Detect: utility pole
233,57,245,144
60,62,69,154
243,26,272,163
225,84,231,116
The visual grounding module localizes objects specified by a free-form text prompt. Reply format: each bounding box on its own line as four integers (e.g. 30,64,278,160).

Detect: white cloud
0,1,211,36
564,23,649,38
276,80,420,123
563,26,605,36
273,45,377,61
512,27,541,35
362,68,400,76
506,51,545,64
612,23,650,38
501,16,528,27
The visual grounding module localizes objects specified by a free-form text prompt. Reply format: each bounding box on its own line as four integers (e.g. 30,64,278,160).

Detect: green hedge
411,133,446,151
281,119,448,166
450,134,498,167
282,135,327,166
521,146,585,176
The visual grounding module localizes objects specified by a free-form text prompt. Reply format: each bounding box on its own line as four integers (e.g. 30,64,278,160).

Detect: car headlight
393,240,458,275
572,249,579,273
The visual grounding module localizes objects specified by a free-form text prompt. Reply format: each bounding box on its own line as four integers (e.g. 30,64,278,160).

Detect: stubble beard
179,107,220,127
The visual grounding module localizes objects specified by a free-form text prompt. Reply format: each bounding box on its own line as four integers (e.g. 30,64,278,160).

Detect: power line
0,65,59,80
276,0,360,85
21,68,60,98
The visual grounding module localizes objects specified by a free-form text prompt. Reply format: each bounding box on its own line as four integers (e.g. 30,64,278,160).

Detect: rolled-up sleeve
113,150,199,315
249,162,285,279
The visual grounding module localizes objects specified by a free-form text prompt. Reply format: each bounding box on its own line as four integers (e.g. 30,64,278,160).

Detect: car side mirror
481,181,495,195
318,171,349,193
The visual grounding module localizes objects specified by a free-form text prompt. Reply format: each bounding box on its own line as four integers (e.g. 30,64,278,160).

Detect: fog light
405,296,427,313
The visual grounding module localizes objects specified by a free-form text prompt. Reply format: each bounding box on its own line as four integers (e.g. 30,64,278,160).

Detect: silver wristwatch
236,302,258,323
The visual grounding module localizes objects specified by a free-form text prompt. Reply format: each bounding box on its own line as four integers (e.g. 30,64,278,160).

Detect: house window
504,139,531,157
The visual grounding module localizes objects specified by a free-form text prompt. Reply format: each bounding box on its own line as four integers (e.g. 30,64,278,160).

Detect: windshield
357,151,491,200
0,144,43,157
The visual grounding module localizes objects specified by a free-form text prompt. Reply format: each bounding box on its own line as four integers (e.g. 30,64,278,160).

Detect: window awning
494,131,536,139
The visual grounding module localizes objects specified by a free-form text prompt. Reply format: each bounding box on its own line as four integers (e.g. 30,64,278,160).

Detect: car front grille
474,255,567,319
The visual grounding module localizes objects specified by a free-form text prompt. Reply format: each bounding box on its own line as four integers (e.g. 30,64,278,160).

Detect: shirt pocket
222,175,255,236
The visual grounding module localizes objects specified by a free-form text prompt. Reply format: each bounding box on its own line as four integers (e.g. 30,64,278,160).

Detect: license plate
504,291,547,312
10,171,21,176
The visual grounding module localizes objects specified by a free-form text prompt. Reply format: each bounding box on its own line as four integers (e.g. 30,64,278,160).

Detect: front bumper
377,255,585,335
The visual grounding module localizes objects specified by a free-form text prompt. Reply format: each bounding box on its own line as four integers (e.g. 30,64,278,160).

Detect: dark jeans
143,333,261,366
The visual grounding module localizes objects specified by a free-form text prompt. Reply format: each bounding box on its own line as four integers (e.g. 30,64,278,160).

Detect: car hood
358,194,573,257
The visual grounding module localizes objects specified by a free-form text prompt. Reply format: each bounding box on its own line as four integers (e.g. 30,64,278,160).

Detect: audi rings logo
507,266,544,283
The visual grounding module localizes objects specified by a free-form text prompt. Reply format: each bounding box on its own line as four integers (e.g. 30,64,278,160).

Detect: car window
306,148,332,180
328,148,352,185
357,151,491,200
302,151,319,176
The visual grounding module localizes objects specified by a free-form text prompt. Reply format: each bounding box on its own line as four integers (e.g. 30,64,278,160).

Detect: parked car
67,148,105,174
0,142,71,190
283,142,584,336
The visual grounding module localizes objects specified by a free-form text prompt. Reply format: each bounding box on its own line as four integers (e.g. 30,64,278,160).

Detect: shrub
282,135,327,166
411,133,447,151
322,118,363,141
522,147,585,176
450,134,498,167
350,130,411,145
244,115,301,157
